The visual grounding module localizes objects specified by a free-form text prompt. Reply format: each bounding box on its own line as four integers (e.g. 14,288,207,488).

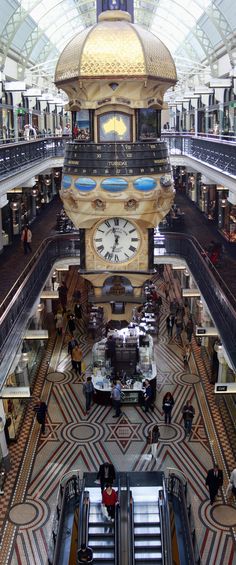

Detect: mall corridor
0,196,236,563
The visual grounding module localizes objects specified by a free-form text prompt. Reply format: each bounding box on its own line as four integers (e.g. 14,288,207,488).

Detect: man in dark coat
206,464,223,504
97,462,116,492
34,398,47,434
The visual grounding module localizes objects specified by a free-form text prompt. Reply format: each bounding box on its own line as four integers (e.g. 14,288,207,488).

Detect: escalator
86,487,119,564
131,486,163,564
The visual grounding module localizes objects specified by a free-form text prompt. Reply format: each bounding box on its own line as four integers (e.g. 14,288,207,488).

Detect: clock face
93,218,141,263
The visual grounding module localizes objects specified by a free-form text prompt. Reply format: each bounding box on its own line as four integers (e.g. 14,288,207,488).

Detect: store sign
215,383,236,394
196,326,218,336
0,387,30,398
196,328,206,335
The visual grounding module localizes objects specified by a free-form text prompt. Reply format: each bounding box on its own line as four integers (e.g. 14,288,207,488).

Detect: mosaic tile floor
1,270,236,564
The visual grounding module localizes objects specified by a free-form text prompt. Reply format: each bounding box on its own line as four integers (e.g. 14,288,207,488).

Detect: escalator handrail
80,491,90,550
52,474,84,565
127,477,135,565
166,473,196,564
158,479,173,565
114,476,121,565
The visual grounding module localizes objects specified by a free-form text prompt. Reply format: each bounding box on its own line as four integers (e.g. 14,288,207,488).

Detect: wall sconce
31,187,38,197
37,303,44,312
45,176,51,186
202,185,207,193
221,198,227,208
54,171,60,178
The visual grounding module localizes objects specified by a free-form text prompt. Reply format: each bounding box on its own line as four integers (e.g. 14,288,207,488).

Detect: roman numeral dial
93,218,141,264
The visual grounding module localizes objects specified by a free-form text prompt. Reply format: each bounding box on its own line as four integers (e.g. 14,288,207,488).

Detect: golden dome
55,11,177,85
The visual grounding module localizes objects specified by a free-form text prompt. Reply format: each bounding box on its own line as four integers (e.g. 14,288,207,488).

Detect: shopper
83,376,94,412
21,224,32,255
67,313,76,336
185,316,194,343
77,543,93,564
74,302,82,320
54,309,63,336
97,462,116,492
175,317,183,342
162,392,174,424
58,281,68,313
183,343,191,369
182,400,195,436
206,464,223,505
142,379,154,413
148,424,160,459
102,484,118,520
34,398,47,434
166,314,175,338
71,344,83,374
111,380,122,418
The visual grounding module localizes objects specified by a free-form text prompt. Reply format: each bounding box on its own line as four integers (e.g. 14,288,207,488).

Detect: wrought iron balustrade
163,134,236,176
0,137,65,179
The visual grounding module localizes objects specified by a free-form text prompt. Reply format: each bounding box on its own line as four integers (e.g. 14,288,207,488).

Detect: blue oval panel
74,178,96,191
101,178,128,192
62,175,72,189
133,177,157,191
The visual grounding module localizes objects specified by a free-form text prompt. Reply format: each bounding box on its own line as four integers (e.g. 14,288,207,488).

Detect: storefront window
221,202,236,243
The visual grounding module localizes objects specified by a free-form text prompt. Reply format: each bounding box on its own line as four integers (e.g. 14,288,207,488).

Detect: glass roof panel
7,0,235,88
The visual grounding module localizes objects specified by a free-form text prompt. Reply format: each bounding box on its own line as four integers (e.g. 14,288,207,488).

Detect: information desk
92,326,156,405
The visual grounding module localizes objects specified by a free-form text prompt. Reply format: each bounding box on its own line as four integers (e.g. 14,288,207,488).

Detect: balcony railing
0,136,66,179
0,134,235,181
162,134,236,176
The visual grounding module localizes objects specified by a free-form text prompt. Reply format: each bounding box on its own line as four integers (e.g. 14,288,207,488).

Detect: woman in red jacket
102,484,118,520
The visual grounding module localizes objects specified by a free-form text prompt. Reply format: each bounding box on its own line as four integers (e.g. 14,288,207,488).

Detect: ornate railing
163,134,236,176
0,137,65,179
0,134,235,180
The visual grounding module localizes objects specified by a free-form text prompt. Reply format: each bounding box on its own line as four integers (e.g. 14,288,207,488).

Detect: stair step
135,551,162,560
135,557,163,565
89,539,115,547
89,530,114,537
93,551,115,559
134,522,160,533
134,514,160,522
134,527,161,535
135,540,162,547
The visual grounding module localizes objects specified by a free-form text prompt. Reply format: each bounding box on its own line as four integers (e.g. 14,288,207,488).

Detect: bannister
0,136,65,179
159,479,172,565
166,469,200,564
115,476,121,565
0,134,235,180
162,134,236,175
50,471,83,565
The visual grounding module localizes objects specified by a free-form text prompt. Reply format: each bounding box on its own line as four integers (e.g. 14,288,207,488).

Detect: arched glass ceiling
1,0,235,86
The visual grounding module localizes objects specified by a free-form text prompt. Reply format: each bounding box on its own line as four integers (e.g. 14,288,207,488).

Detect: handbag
101,503,109,519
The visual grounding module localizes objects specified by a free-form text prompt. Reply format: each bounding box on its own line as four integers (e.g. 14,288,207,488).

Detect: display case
92,326,156,405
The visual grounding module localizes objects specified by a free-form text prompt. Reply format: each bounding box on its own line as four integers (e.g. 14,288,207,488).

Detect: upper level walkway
0,134,235,196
